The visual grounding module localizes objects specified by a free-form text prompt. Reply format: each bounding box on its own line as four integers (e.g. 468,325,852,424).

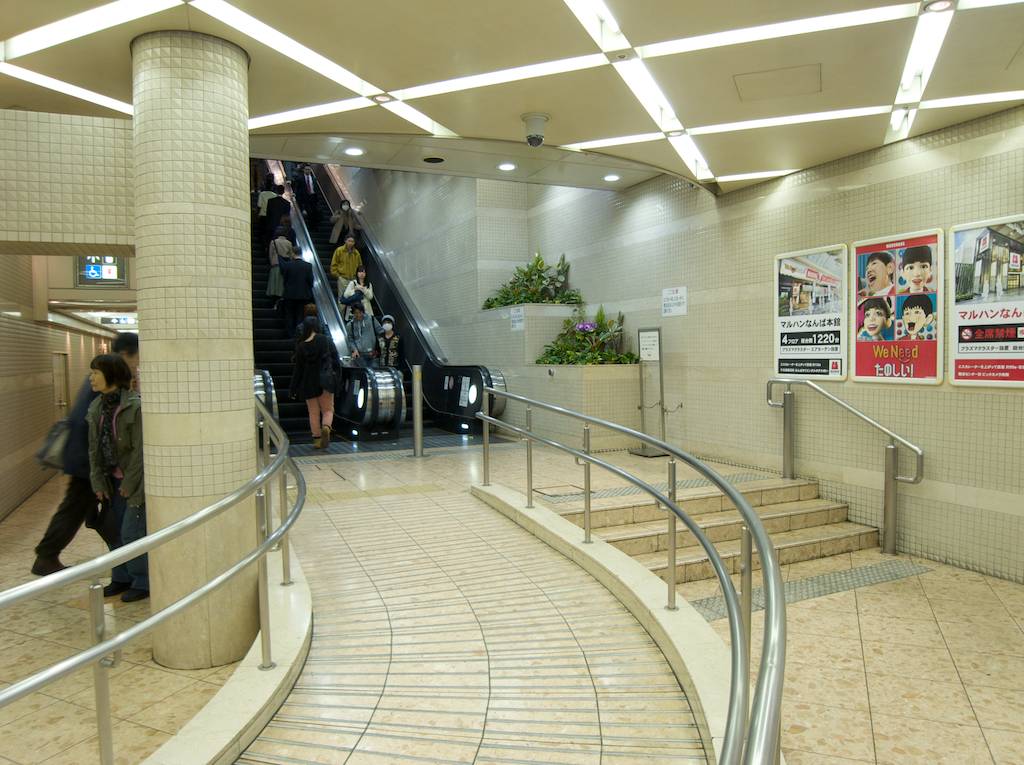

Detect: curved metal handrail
766,378,924,484
478,387,785,765
0,396,306,764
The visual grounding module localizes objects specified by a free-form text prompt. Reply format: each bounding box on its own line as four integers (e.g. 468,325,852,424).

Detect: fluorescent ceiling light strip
717,169,798,182
894,10,953,104
957,0,1024,8
3,0,183,59
189,0,379,96
668,134,714,180
561,0,630,51
248,97,374,129
689,105,890,135
391,54,607,100
637,3,919,58
566,132,664,150
0,63,132,114
382,101,458,137
920,90,1024,108
612,59,683,131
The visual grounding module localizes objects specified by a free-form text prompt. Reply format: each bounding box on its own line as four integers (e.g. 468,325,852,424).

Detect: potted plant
536,306,638,365
482,253,583,309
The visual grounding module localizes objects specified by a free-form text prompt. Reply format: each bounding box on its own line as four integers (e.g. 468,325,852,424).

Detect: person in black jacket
290,317,337,448
263,185,291,246
279,252,314,337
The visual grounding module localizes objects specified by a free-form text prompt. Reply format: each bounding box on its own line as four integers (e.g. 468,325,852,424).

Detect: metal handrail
477,388,785,765
766,378,923,483
0,396,306,764
766,377,925,556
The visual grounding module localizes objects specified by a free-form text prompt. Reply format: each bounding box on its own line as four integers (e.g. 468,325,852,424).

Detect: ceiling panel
526,161,657,189
409,66,655,146
0,75,127,118
591,139,693,178
606,0,901,47
0,0,105,40
648,21,914,127
249,106,427,136
925,4,1024,100
695,113,890,176
230,0,599,92
911,102,1024,137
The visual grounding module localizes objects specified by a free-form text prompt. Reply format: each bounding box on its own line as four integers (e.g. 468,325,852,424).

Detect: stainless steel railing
766,378,924,554
477,388,785,765
0,396,306,765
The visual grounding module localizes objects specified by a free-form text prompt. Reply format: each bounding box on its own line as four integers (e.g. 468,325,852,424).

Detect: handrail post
782,386,795,479
88,580,115,765
666,459,677,611
255,481,275,670
582,424,592,544
882,441,898,555
278,468,293,586
525,406,534,508
411,365,424,457
740,525,753,697
482,391,491,486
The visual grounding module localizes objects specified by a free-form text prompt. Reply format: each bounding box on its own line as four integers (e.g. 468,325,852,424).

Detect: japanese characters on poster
774,245,847,379
949,215,1024,386
851,230,943,384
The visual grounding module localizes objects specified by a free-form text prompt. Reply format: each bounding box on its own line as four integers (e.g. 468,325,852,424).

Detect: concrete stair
551,477,878,583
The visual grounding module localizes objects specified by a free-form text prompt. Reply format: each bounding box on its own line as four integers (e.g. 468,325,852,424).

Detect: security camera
521,113,549,147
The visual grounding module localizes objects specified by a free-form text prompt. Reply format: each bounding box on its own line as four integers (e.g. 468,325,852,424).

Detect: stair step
635,522,879,582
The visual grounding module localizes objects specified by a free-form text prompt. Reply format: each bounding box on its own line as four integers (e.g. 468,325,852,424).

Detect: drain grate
689,559,932,621
541,472,771,504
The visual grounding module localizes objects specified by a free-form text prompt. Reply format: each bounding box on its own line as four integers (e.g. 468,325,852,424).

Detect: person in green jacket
86,353,148,602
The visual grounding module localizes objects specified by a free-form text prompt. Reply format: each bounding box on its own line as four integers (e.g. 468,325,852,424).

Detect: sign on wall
949,215,1024,386
851,230,943,384
774,245,847,379
510,305,525,332
75,255,127,287
661,286,687,317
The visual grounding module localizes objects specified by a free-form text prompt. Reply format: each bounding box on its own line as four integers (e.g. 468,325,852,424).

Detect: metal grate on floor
540,472,772,504
690,559,932,621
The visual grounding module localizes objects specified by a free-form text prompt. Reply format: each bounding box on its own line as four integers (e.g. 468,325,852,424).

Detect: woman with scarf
87,353,148,602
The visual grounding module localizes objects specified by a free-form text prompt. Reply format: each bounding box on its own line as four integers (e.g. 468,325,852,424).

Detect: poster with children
774,245,847,379
948,215,1024,387
852,230,942,384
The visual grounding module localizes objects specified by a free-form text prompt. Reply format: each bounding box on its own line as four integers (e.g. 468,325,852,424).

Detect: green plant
536,306,638,365
482,253,583,309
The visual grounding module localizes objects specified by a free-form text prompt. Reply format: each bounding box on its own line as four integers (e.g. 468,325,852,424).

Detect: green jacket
87,388,144,507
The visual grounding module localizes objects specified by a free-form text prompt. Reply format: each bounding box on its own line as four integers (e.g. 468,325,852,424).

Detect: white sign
638,330,661,362
458,376,471,407
662,286,687,317
510,306,525,332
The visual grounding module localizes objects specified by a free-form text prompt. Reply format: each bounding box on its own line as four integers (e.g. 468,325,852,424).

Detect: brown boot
312,435,323,449
321,425,331,447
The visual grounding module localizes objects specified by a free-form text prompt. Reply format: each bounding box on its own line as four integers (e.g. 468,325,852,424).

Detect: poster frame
773,243,848,381
850,228,944,385
947,213,1024,388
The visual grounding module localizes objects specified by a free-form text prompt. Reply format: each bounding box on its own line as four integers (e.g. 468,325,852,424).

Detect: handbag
36,419,70,470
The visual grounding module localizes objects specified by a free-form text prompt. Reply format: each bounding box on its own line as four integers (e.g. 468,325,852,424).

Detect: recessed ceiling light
373,94,393,103
381,101,458,137
3,0,183,59
688,105,890,135
497,162,517,171
565,132,663,150
894,9,953,104
561,0,631,51
668,134,714,180
603,174,621,182
716,169,798,182
248,97,374,129
666,130,684,137
423,157,445,164
0,63,133,114
344,147,365,157
612,59,683,132
923,0,955,10
957,0,1024,8
920,90,1024,108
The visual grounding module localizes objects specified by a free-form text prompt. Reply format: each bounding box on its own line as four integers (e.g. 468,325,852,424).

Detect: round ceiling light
603,174,621,182
373,94,393,103
923,0,953,10
497,162,516,172
344,147,365,157
423,156,445,164
666,130,684,137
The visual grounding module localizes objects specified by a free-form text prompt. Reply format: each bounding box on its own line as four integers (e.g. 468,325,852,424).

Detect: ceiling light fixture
561,0,631,51
390,53,607,101
190,0,378,96
603,174,621,182
688,105,891,135
923,0,955,10
248,97,374,129
0,62,133,114
423,156,445,164
957,0,1024,8
636,3,920,58
666,130,684,137
717,169,798,182
344,147,365,156
372,94,393,103
564,132,664,150
2,0,183,60
919,89,1024,108
612,59,683,132
381,101,458,137
894,9,954,104
668,134,714,180
497,162,517,171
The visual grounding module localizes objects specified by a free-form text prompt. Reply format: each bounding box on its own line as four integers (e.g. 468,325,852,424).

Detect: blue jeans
107,481,131,585
121,504,149,592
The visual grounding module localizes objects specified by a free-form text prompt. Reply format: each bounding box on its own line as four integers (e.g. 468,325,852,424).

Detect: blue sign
85,264,103,280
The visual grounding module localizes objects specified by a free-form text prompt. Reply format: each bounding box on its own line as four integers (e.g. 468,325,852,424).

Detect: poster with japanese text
852,230,943,384
774,245,847,379
949,215,1024,387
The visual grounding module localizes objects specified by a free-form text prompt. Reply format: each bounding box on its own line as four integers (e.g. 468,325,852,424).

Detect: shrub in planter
482,253,583,309
536,306,638,365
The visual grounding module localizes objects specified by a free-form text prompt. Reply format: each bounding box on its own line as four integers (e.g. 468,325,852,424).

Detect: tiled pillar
132,31,257,668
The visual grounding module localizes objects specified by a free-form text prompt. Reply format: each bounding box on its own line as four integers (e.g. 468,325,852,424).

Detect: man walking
279,252,314,337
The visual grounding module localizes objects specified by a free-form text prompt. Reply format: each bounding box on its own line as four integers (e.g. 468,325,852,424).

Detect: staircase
553,477,878,582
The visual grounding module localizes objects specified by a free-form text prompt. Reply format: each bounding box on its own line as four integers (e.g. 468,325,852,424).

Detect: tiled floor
0,477,235,765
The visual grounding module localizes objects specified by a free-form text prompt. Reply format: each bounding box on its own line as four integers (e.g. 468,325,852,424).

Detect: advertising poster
852,230,943,384
774,245,847,378
949,215,1024,386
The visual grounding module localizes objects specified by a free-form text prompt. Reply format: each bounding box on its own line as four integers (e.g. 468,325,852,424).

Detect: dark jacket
346,314,382,356
264,195,292,236
87,388,144,507
63,377,98,479
290,334,335,401
279,257,314,302
377,333,402,368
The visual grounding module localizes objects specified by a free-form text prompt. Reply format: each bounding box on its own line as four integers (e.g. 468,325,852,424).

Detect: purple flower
575,321,597,332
